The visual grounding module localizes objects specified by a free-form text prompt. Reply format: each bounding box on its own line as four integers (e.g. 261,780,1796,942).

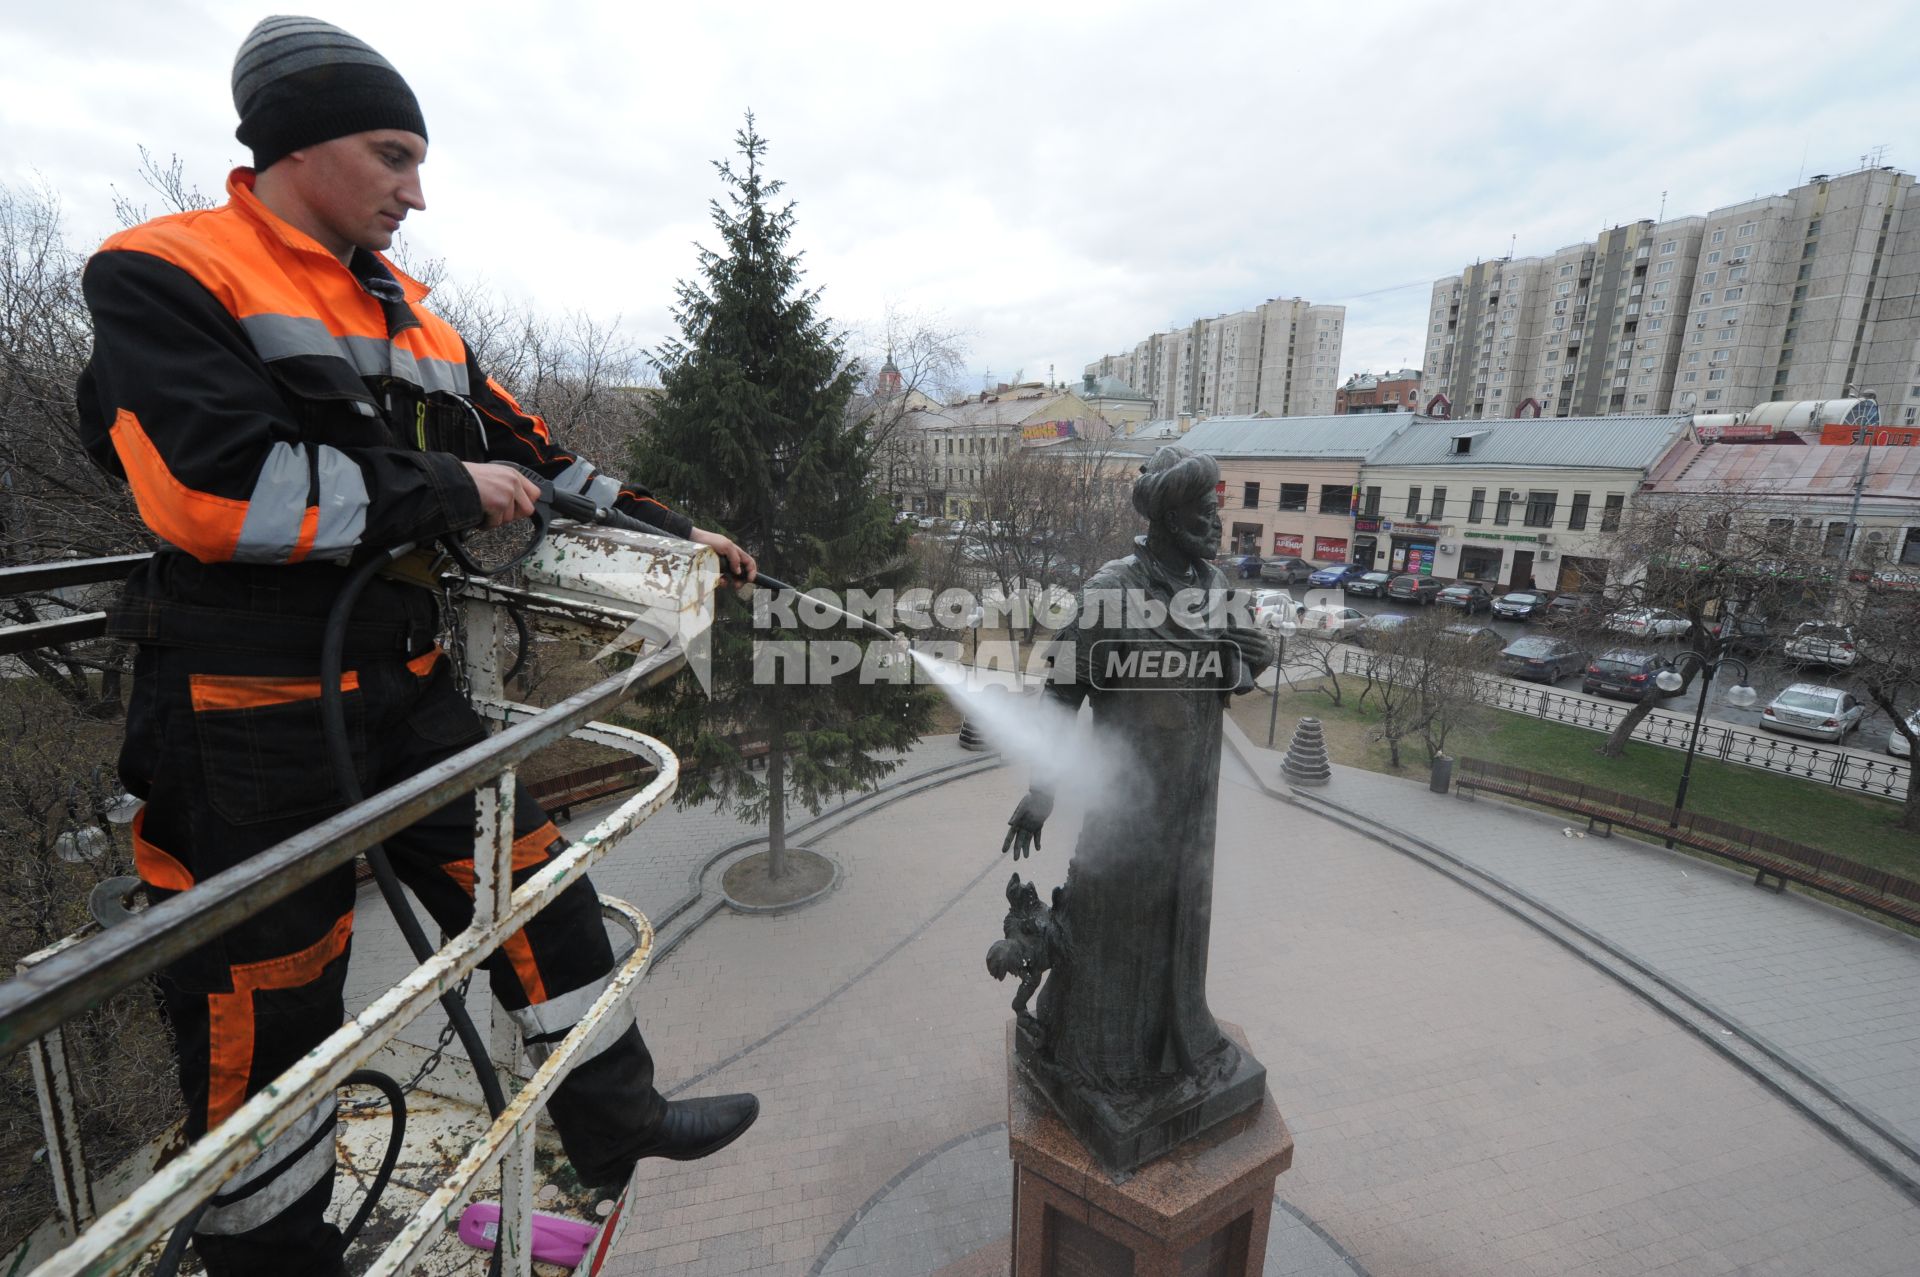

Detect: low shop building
1182,414,1419,564
1356,414,1690,591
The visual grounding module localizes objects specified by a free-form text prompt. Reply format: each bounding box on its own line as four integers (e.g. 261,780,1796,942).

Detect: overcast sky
6,0,1916,399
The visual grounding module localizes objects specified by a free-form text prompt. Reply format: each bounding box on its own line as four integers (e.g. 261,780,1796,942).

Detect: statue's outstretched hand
1003,790,1055,860
1225,625,1270,693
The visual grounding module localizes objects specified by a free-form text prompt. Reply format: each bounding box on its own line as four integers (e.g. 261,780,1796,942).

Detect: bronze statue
993,444,1272,1174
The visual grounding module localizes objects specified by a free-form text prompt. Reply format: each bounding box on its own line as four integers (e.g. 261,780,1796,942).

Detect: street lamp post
1266,615,1298,748
1655,651,1757,846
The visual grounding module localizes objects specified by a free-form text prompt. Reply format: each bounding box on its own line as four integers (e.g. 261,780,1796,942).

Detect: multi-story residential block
1084,296,1345,420
1182,414,1419,565
1336,369,1422,414
1355,415,1691,591
1424,167,1920,422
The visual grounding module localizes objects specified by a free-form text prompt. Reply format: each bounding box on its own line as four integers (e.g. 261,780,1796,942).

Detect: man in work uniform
76,17,758,1275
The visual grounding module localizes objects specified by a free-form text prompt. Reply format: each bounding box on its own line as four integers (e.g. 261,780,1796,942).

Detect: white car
1602,607,1690,639
1784,621,1858,668
1249,589,1302,630
1300,605,1370,636
1759,683,1865,742
1889,710,1920,758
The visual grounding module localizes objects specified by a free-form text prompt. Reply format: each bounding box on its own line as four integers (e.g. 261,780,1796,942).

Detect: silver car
1889,710,1920,758
1784,621,1858,669
1759,683,1865,742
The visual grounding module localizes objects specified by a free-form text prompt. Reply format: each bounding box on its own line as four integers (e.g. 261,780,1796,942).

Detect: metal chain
344,972,475,1111
438,572,470,698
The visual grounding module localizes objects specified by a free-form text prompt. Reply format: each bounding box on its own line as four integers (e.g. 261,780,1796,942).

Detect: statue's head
1133,445,1221,563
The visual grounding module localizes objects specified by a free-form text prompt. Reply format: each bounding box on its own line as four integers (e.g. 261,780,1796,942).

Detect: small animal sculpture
985,872,1064,1038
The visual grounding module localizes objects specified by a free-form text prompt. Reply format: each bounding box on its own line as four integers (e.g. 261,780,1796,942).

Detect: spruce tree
629,116,932,879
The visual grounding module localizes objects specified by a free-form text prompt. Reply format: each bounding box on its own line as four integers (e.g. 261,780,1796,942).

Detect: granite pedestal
1006,1023,1292,1276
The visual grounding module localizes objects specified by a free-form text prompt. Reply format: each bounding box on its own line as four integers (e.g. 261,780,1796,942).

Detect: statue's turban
1131,446,1220,522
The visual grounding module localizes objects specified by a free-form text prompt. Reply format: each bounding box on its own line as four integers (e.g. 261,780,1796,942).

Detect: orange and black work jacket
78,168,691,580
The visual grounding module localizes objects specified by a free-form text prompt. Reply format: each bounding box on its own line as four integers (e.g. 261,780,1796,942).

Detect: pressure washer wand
742,572,914,646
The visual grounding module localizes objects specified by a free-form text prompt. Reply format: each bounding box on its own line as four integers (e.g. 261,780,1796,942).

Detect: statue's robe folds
1032,542,1269,1112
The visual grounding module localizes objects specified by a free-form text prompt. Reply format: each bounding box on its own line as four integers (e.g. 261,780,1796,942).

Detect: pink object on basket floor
457,1201,600,1267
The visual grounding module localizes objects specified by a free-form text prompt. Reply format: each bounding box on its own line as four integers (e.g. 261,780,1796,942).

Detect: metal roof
1362,415,1690,470
1644,436,1920,499
1180,413,1417,459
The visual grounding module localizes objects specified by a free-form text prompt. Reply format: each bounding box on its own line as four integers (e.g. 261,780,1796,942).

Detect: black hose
154,1069,407,1277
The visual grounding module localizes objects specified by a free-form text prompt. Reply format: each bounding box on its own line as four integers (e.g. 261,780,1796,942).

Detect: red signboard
1820,424,1920,447
1313,536,1349,561
1696,423,1776,442
1272,532,1303,556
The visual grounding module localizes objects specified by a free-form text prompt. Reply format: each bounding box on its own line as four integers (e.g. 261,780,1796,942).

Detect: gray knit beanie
232,15,427,170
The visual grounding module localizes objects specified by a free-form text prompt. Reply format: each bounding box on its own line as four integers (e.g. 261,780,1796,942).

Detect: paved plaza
348,724,1920,1273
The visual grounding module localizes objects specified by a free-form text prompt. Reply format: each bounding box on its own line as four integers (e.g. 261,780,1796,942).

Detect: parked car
1760,683,1866,742
1603,607,1690,639
1543,593,1600,628
1582,648,1676,700
1783,621,1858,669
914,515,940,530
1386,574,1445,606
1307,563,1369,589
1889,710,1920,758
1499,635,1589,682
1249,589,1303,630
1491,590,1555,622
1351,612,1413,647
1436,624,1505,661
1299,605,1370,635
1258,556,1316,585
1712,611,1773,657
1221,553,1263,580
1344,571,1394,599
1436,582,1494,614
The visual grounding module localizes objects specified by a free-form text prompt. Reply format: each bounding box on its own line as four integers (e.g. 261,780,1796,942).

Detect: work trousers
121,631,665,1277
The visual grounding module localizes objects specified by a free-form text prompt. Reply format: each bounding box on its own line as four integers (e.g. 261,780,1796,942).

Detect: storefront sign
1464,531,1544,543
1820,423,1920,447
1353,517,1381,532
1313,536,1349,561
1021,420,1077,443
1272,532,1303,556
1393,522,1446,535
1696,422,1776,443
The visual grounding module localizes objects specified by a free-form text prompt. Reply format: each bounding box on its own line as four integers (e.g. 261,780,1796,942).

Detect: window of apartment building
1493,489,1515,526
1242,481,1261,508
1687,351,1701,364
1711,348,1730,362
1720,308,1738,324
1429,487,1447,521
1729,265,1748,282
1405,485,1423,517
1546,350,1560,362
1279,483,1309,512
1600,494,1625,531
1318,484,1353,514
1359,486,1380,516
1467,488,1486,523
1691,331,1705,345
1559,263,1574,276
1681,391,1699,407
1641,356,1656,370
1683,371,1698,383
1709,229,1725,245
1797,263,1812,281
1705,390,1723,401
1704,250,1721,264
1794,285,1809,301
1699,291,1714,305
1776,369,1792,386
1738,222,1757,238
1637,374,1653,387
1657,261,1674,275
1822,521,1852,558
1552,317,1567,331
1568,493,1591,531
1730,244,1752,261
1660,240,1677,254
1648,318,1665,331
1651,300,1667,313
1556,282,1573,296
1652,280,1670,295
1708,370,1728,381
1801,240,1818,259
1701,271,1718,285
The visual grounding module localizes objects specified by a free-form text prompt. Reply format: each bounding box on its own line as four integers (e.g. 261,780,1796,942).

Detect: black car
1436,624,1504,662
1344,571,1394,598
1386,574,1444,605
1491,590,1555,622
1258,556,1316,585
1436,583,1493,614
1582,648,1675,700
1713,612,1772,657
1220,553,1263,580
1499,635,1588,682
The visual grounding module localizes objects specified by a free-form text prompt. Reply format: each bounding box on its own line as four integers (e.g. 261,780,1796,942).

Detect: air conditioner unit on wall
1538,549,1557,561
1439,542,1457,553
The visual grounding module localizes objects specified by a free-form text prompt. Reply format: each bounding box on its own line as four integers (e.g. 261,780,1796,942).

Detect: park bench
1454,757,1920,930
526,758,658,822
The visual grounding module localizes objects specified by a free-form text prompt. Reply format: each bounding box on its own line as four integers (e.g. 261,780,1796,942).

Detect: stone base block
1007,1022,1292,1276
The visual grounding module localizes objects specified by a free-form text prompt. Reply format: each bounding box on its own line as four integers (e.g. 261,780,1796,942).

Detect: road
1248,586,1904,762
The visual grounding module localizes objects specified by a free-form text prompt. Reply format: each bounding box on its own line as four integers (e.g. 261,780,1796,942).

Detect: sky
5,0,1917,399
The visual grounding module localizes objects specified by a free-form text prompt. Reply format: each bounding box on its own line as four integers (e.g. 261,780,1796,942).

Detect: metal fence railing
1335,646,1911,801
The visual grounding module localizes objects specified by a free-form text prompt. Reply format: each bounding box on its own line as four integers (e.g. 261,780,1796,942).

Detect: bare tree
848,306,969,510
1353,612,1486,767
1846,566,1920,832
1585,485,1814,758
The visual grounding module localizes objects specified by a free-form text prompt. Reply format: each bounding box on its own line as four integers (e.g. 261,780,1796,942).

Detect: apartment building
1084,296,1345,420
1183,414,1418,564
1424,167,1920,422
1355,415,1690,591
